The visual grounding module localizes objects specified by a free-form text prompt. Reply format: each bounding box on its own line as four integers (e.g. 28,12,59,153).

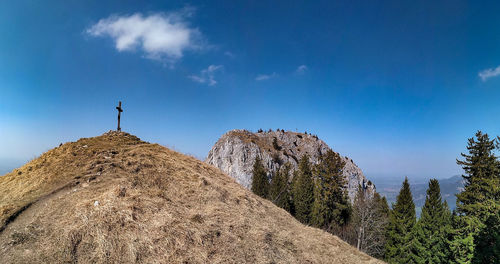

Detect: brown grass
0,131,383,263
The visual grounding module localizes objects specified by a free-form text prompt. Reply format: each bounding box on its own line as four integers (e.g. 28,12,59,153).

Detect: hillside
206,129,375,202
0,131,382,263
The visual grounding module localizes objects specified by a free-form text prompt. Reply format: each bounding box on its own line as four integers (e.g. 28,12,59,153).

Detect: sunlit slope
0,131,383,263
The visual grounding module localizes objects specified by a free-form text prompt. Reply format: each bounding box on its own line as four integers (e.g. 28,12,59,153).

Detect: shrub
272,137,281,150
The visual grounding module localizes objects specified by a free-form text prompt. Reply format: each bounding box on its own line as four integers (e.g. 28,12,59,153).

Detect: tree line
384,131,500,263
251,148,390,259
251,131,500,263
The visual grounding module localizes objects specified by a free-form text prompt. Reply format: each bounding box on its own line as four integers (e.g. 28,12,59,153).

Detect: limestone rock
206,129,375,202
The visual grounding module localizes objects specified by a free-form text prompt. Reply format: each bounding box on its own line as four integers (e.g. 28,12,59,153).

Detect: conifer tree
385,177,416,263
449,212,475,264
269,163,291,212
372,193,390,259
407,222,425,264
288,170,298,216
450,131,500,263
292,155,314,224
471,212,500,264
251,156,269,198
409,179,451,264
311,150,349,230
456,131,500,223
441,200,453,261
435,184,453,263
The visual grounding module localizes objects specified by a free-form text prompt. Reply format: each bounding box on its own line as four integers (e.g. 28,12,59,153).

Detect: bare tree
350,186,389,259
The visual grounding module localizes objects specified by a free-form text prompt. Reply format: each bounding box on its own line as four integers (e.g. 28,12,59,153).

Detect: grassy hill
0,131,382,263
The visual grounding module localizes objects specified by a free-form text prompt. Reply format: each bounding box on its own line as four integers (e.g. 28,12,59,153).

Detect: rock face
206,129,375,202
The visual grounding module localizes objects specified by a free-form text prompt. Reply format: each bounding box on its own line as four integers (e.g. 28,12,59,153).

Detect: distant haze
373,175,465,217
0,159,25,175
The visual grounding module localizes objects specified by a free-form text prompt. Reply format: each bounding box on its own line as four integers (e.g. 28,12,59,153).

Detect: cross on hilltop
116,101,123,131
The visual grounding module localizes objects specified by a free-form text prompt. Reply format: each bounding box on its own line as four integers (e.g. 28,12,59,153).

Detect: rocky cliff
206,129,375,202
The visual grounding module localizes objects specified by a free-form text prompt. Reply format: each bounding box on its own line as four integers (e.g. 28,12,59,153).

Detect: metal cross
116,101,123,131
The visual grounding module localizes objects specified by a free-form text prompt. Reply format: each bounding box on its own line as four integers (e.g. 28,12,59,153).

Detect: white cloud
255,72,277,81
188,65,223,86
296,65,308,74
479,65,500,81
188,75,205,83
87,11,201,63
224,51,235,58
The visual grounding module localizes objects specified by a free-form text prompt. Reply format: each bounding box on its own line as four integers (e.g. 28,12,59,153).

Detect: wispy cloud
188,65,223,86
86,10,201,64
224,51,235,58
479,66,500,81
255,72,277,81
296,65,308,74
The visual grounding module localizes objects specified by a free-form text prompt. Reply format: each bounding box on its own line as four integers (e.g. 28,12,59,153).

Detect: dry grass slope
0,131,383,263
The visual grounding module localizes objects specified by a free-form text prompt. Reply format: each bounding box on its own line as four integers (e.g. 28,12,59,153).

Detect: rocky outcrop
206,129,375,202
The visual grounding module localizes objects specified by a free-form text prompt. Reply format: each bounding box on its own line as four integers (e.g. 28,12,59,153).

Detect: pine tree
311,150,349,230
450,131,500,263
449,212,476,264
471,212,500,264
409,179,452,264
441,200,454,261
407,222,425,264
456,131,500,223
289,170,298,216
292,155,314,224
269,163,291,212
251,156,269,198
385,177,416,264
372,193,390,259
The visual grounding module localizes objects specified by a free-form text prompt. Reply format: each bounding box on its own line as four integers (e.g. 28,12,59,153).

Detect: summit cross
116,101,123,131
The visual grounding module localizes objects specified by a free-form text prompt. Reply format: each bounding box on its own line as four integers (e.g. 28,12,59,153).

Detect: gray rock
206,129,375,202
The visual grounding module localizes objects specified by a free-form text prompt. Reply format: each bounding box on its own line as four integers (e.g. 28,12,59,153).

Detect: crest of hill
0,131,382,263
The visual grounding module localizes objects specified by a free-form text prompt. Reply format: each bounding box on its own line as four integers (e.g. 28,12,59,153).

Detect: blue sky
1,0,500,180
